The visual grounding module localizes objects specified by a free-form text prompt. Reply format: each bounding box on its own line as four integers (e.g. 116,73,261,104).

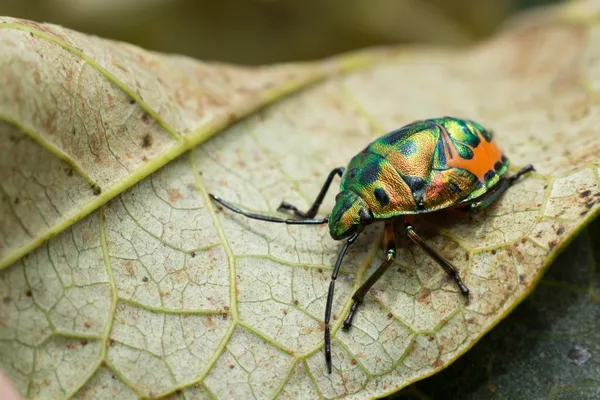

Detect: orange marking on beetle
436,123,504,183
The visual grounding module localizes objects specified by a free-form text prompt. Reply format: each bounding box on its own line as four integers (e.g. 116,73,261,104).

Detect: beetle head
329,190,374,240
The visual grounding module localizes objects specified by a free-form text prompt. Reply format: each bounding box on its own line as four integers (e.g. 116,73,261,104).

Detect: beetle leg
209,194,328,225
324,233,359,374
405,224,470,296
467,164,535,213
342,221,397,331
278,167,345,218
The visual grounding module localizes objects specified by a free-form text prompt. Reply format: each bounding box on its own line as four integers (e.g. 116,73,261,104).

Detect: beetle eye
359,208,373,225
335,193,342,201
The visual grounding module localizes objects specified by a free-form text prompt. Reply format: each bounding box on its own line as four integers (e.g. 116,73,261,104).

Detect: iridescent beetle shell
329,117,509,239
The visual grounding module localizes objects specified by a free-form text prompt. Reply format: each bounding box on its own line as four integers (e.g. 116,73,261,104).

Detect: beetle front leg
278,167,344,218
342,221,397,330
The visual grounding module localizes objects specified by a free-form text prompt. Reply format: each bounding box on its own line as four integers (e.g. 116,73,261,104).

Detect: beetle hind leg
509,164,535,183
467,164,535,213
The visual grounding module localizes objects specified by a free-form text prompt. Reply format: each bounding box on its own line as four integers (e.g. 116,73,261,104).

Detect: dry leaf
1,2,599,399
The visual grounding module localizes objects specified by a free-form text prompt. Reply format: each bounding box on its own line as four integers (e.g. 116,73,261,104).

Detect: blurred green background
0,0,563,64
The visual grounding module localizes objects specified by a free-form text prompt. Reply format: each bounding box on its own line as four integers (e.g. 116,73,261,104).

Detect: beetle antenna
209,194,328,225
324,232,359,373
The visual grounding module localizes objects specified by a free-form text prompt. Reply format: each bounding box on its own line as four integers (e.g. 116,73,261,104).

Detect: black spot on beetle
448,182,462,195
402,175,427,193
501,155,508,164
484,170,496,182
494,161,504,172
374,187,390,207
141,134,152,148
359,162,380,185
401,175,428,209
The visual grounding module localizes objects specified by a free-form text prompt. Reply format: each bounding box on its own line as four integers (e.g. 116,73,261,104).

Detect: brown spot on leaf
141,134,153,148
428,335,435,342
124,261,136,276
556,226,565,235
84,321,92,328
142,276,149,283
80,339,88,346
580,190,592,198
387,313,393,319
351,359,358,365
293,300,299,306
65,342,76,349
190,252,196,258
3,296,11,304
417,288,431,305
168,188,183,202
92,185,102,196
25,290,32,297
548,240,558,250
433,359,444,368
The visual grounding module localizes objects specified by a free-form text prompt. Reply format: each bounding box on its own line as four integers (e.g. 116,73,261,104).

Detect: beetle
209,116,534,373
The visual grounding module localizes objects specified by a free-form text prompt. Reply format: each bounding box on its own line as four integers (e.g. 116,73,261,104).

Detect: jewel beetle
209,116,534,374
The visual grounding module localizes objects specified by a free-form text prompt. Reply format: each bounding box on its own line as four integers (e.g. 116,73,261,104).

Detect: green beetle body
328,117,509,239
